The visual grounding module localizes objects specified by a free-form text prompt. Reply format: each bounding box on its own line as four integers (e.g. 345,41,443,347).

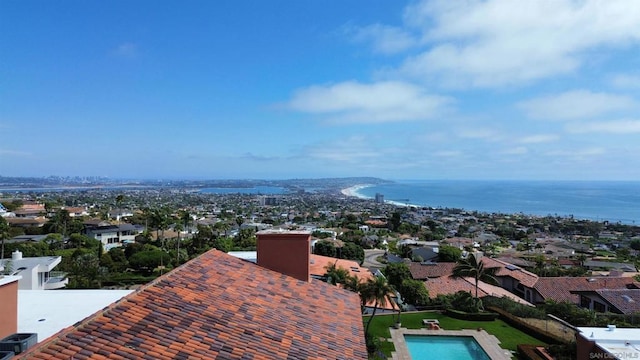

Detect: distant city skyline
2,1,640,181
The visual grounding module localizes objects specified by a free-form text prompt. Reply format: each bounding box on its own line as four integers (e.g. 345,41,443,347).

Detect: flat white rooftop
578,326,640,358
19,289,133,342
0,275,21,286
228,251,257,263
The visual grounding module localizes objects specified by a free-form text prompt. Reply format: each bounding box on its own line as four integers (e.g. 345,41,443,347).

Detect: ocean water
355,180,640,224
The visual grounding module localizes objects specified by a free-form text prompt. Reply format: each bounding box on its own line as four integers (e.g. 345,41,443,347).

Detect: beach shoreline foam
340,184,373,199
341,184,420,207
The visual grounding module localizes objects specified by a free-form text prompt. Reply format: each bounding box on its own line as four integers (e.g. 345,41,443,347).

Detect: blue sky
2,0,640,181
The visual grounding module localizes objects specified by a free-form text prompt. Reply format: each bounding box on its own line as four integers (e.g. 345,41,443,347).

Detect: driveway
362,249,386,270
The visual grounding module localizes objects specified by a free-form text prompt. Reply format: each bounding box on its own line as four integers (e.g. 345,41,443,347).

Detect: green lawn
365,312,547,357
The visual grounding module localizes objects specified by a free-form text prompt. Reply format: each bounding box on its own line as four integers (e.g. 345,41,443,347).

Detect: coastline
340,184,373,199
341,184,421,207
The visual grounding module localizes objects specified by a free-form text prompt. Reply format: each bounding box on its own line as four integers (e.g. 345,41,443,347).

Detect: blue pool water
404,335,490,360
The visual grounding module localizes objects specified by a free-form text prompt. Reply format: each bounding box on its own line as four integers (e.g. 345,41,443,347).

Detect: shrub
445,309,498,321
483,296,546,319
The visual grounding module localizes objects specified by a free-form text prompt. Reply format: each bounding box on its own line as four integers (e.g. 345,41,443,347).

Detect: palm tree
360,276,394,336
324,262,350,285
450,253,499,311
115,194,125,224
0,216,10,260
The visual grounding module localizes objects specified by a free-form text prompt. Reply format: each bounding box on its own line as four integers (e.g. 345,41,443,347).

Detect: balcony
44,271,68,290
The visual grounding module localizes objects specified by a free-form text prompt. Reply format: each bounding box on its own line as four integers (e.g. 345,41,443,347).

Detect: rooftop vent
607,325,616,332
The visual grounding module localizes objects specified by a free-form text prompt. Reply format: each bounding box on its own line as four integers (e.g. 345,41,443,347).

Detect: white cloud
517,90,635,120
566,119,640,134
502,146,528,155
610,73,640,89
394,0,640,87
305,136,381,163
348,24,417,54
0,149,30,156
286,81,451,124
456,127,502,141
519,134,559,144
546,147,606,158
433,150,462,158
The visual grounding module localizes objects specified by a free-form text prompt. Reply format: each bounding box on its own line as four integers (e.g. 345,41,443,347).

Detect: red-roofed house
481,257,539,303
532,277,638,305
424,277,533,306
570,289,640,314
308,254,399,313
15,250,368,359
409,262,457,280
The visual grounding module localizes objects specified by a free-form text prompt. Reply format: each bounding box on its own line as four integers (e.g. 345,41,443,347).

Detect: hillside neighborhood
1,182,640,359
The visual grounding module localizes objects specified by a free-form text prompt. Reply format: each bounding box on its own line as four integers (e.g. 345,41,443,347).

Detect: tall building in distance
375,193,384,204
260,196,279,206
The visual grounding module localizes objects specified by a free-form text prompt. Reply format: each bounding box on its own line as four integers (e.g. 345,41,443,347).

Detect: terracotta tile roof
17,250,367,360
594,289,640,314
424,277,532,306
481,257,539,288
309,255,398,311
534,276,638,304
309,254,372,282
423,277,477,298
409,262,457,280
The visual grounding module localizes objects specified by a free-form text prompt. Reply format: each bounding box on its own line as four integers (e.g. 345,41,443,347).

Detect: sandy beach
341,183,418,207
340,184,372,199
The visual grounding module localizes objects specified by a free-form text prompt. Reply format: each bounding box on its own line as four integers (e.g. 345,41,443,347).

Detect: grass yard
364,311,547,358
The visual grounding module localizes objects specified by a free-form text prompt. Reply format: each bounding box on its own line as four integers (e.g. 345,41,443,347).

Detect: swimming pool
404,335,491,360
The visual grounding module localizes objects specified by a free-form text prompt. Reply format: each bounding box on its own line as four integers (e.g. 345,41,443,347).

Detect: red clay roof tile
534,276,637,304
17,250,367,360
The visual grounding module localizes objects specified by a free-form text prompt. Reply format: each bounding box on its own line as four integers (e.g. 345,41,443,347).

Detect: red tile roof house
309,254,399,313
480,257,539,303
570,289,640,314
531,277,639,305
15,231,368,359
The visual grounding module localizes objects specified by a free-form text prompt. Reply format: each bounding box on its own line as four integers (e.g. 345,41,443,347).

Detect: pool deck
389,328,513,360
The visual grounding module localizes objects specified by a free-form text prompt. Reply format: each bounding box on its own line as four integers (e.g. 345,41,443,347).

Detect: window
593,301,606,312
580,295,591,309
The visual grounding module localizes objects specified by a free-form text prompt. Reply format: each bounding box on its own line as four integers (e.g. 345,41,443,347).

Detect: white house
84,224,144,250
0,250,68,290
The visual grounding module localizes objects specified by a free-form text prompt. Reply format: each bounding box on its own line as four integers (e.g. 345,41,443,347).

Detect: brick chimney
0,276,21,338
256,230,311,282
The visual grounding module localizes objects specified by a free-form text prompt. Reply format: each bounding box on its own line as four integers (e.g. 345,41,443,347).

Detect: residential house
61,206,88,217
18,289,133,342
481,257,539,303
258,231,397,315
13,202,45,218
0,276,20,338
531,277,639,305
5,234,51,245
576,326,640,360
15,248,368,359
108,208,134,222
84,223,144,250
583,260,637,272
5,217,47,228
570,289,640,314
0,251,67,290
408,259,533,306
409,262,457,280
423,276,533,306
410,247,439,262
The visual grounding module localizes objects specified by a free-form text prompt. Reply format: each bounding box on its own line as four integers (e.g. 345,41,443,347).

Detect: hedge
445,309,498,321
